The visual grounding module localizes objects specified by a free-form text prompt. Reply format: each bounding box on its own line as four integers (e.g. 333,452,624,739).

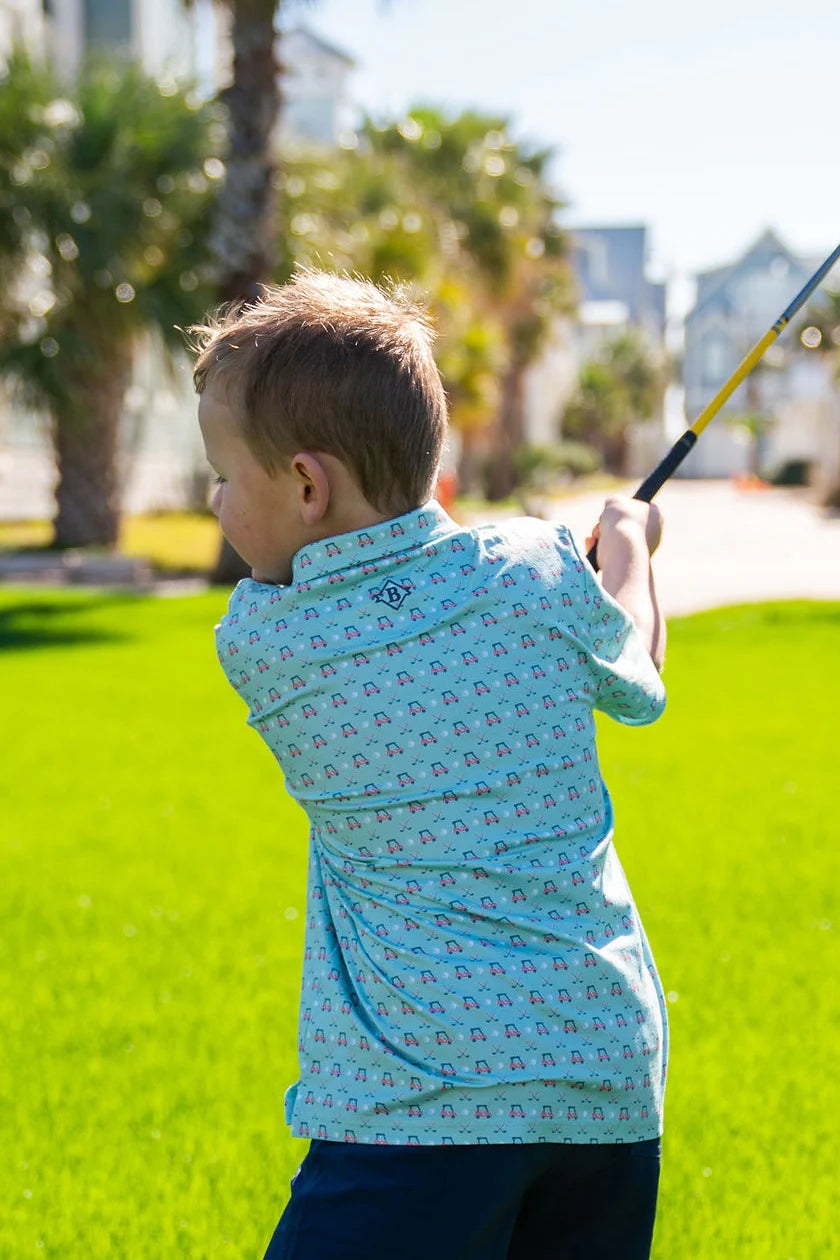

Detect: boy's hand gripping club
586,242,840,571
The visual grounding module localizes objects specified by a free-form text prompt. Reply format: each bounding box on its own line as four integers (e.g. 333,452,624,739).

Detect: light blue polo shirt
215,500,668,1145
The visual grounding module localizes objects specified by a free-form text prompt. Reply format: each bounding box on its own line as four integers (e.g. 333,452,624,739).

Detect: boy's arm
586,497,666,672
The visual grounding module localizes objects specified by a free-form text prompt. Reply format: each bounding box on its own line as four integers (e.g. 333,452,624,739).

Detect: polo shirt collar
291,498,454,583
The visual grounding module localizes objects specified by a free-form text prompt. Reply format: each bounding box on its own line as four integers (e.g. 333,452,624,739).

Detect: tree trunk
485,353,527,501
208,0,282,583
51,348,133,549
456,428,484,498
602,428,629,476
211,534,252,585
746,374,763,478
209,0,281,304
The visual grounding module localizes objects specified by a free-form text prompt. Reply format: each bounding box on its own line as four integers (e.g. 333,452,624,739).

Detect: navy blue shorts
263,1136,661,1259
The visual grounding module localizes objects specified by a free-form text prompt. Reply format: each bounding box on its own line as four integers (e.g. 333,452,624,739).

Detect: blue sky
307,0,840,314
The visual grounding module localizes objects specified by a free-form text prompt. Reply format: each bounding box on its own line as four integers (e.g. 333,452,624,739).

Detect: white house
277,25,355,149
8,0,219,87
682,228,837,486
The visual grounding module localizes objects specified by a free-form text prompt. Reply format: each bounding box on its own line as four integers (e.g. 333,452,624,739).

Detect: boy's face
198,383,307,585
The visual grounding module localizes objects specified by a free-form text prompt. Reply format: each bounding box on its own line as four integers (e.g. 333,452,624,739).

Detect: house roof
281,24,356,67
687,228,807,325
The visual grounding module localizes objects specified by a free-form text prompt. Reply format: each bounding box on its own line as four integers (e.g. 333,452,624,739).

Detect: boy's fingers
597,498,663,557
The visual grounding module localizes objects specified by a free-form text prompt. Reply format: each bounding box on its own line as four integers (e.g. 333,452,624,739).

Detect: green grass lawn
1,591,837,1258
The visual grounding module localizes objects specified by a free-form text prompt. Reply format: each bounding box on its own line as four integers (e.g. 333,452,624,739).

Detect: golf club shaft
585,240,840,570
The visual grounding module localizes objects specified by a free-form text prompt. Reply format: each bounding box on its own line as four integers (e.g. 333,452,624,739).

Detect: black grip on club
585,429,698,570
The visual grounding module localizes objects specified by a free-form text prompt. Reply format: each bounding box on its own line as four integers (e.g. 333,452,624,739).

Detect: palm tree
0,50,219,547
184,0,285,582
272,134,507,493
273,108,573,499
364,108,575,499
203,0,282,303
563,331,668,473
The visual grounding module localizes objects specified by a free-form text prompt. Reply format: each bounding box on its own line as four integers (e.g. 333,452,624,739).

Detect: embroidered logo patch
371,578,412,609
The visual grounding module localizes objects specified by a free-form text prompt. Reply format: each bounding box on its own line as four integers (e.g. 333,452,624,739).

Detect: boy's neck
315,453,410,541
323,501,393,540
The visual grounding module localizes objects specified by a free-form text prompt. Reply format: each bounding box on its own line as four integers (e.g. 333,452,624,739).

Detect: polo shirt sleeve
560,529,666,726
214,577,289,713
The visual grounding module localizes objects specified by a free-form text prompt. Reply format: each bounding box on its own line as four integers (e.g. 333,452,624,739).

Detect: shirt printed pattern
215,501,668,1145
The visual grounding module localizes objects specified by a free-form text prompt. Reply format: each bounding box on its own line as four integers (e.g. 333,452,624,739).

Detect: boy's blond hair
191,271,448,515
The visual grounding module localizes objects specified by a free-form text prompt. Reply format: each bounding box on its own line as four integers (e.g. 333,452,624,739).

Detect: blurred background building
524,224,669,476
277,25,355,148
1,2,353,141
570,225,666,348
683,229,837,492
1,0,215,85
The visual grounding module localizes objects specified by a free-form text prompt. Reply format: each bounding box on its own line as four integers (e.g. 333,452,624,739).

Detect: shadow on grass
0,597,140,651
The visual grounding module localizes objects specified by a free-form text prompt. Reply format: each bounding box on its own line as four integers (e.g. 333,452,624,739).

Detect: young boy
193,272,668,1260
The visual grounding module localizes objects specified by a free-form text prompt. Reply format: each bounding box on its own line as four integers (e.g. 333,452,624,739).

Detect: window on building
84,0,132,47
585,239,609,289
704,337,728,384
284,98,335,146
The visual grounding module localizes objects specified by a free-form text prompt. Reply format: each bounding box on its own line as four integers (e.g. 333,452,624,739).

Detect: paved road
469,480,840,617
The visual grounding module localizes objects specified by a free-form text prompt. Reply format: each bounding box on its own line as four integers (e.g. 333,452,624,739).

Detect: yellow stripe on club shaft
690,327,779,436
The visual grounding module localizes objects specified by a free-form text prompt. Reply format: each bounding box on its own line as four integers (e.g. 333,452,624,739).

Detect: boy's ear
290,453,330,525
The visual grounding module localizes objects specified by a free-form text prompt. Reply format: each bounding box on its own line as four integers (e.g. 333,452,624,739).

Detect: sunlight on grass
120,512,220,572
0,513,221,573
1,592,836,1257
0,519,52,548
